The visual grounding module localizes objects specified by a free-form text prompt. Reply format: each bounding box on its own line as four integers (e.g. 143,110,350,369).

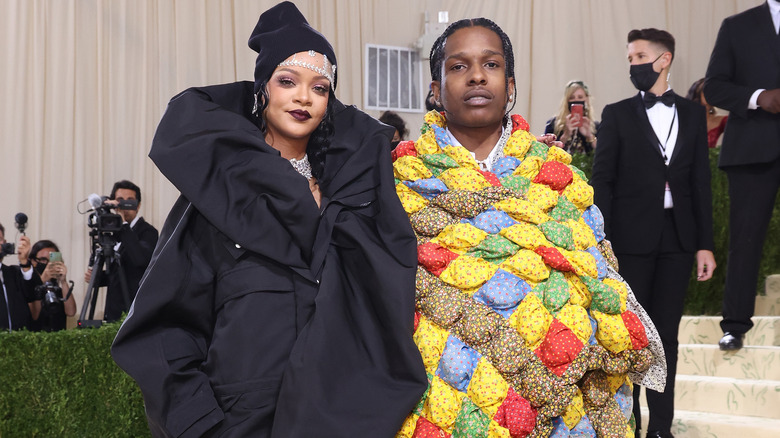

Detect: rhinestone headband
277,50,336,84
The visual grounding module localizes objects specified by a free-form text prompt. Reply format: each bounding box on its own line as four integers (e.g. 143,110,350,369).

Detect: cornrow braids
253,81,334,180
429,17,517,114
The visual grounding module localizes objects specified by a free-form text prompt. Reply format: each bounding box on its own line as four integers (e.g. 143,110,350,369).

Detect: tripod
78,231,130,328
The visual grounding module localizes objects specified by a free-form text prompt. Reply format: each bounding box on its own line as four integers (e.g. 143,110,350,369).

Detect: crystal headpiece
277,50,336,84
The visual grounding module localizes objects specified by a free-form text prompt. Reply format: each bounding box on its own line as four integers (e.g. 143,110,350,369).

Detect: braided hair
429,18,517,116
253,81,335,180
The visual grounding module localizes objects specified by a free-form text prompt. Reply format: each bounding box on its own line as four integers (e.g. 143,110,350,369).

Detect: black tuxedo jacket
704,1,780,167
591,92,714,255
99,216,158,321
0,263,36,330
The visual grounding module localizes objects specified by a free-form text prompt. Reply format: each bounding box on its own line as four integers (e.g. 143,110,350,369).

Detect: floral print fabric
395,111,664,438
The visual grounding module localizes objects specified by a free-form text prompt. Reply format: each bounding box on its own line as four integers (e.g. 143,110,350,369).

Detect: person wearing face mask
544,80,599,154
26,240,76,332
591,28,716,438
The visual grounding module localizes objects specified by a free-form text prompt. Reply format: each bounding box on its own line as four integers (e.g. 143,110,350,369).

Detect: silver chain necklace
473,118,512,171
289,154,313,179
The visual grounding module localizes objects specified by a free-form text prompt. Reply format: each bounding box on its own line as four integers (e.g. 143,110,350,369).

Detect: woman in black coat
111,3,426,437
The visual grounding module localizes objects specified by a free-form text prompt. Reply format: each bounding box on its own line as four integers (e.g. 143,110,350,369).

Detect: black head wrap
248,1,337,93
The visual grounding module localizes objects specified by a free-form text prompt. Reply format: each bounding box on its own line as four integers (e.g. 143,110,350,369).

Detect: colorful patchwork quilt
393,111,665,438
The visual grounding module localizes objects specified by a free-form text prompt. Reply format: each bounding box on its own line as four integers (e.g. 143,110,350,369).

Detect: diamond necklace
289,154,313,179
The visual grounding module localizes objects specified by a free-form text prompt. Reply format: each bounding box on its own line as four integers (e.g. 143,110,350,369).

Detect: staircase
639,274,780,437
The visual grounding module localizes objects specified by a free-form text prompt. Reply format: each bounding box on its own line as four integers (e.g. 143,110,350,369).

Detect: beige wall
0,0,760,322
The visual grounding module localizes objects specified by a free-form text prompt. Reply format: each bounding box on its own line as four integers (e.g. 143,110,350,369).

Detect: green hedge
1,150,777,437
0,323,149,437
574,149,780,315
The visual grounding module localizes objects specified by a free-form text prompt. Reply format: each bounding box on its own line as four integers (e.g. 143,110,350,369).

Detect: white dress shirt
642,88,678,209
446,125,507,172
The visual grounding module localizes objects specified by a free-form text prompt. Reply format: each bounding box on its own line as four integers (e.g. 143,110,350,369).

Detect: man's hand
16,235,31,265
696,250,717,281
84,267,93,283
757,89,780,114
536,133,565,150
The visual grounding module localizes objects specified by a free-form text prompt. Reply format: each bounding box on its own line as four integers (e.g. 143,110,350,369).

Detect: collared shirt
445,125,507,172
114,215,141,252
641,88,678,209
770,0,780,33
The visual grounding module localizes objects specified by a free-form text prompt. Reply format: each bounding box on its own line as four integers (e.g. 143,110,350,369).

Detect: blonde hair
553,80,596,137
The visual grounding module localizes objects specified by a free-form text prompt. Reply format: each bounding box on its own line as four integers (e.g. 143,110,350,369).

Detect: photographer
27,240,76,332
0,223,37,331
84,180,158,322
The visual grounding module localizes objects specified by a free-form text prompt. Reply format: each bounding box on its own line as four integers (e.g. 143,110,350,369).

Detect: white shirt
642,88,678,209
770,0,780,33
749,1,780,109
114,215,140,252
445,125,507,172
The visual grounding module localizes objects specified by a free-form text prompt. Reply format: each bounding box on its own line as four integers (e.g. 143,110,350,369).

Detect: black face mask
629,54,663,92
34,262,47,276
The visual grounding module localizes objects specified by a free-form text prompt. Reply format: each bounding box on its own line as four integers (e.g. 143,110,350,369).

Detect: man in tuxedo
0,223,36,331
704,0,780,351
85,180,158,322
591,28,716,438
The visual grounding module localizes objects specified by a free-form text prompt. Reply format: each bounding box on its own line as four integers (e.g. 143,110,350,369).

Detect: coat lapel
630,93,665,160
668,94,686,165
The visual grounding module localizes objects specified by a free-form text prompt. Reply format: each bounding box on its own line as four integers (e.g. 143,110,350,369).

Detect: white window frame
364,44,424,113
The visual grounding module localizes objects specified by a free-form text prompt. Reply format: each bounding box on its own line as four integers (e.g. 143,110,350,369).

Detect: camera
0,213,28,257
34,280,63,310
0,242,14,258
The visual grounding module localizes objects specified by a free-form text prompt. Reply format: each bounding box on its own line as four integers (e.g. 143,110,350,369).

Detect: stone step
639,407,780,438
765,274,780,298
672,375,780,419
677,344,780,380
678,316,780,346
756,274,780,316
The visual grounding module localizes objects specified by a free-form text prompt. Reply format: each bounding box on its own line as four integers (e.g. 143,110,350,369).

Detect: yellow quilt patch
557,304,593,345
414,316,449,373
493,198,550,224
499,249,550,283
431,223,488,252
499,222,551,250
440,255,498,289
394,155,433,181
510,292,553,349
439,167,492,191
396,183,428,215
592,310,632,354
423,375,466,432
527,183,559,212
466,358,509,419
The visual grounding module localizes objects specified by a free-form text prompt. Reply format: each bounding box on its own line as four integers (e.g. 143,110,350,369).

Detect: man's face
432,26,515,131
627,39,665,71
114,188,139,222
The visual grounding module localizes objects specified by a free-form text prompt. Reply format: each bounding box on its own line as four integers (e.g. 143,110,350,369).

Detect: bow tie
644,90,675,109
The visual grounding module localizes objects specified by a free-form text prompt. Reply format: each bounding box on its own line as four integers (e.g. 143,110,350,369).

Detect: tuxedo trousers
619,210,694,433
721,156,780,335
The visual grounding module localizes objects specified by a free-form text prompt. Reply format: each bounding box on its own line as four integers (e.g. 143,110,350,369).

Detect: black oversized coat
111,81,426,438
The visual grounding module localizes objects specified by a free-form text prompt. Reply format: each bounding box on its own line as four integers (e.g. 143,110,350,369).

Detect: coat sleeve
112,199,223,438
703,16,754,119
689,105,715,251
590,104,620,239
270,109,426,438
